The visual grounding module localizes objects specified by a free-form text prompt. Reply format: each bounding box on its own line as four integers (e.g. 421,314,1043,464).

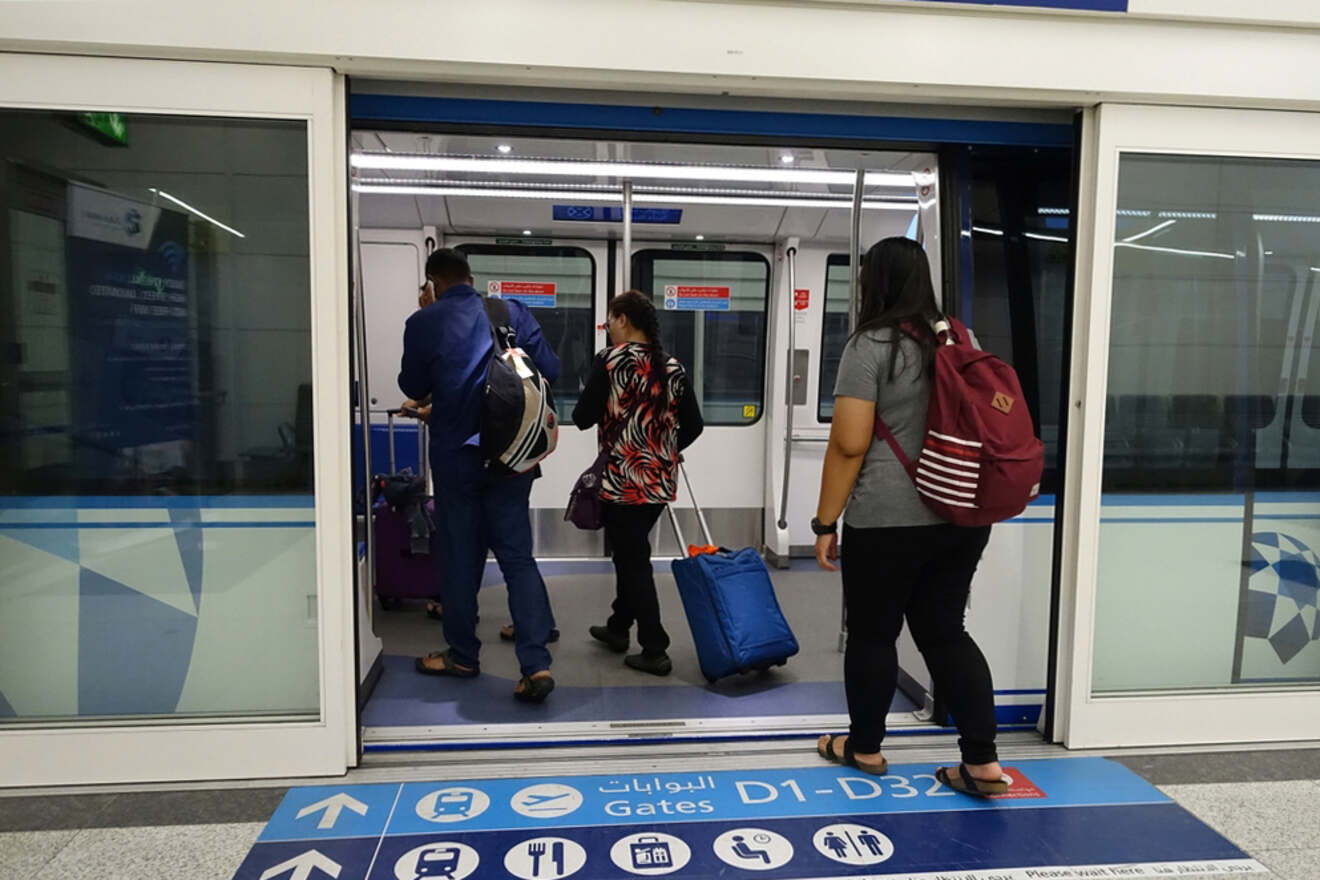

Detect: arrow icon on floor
296,793,369,829
259,849,341,880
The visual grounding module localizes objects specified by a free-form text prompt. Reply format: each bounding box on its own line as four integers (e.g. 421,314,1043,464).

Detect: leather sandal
514,673,555,704
936,764,1010,797
413,649,478,678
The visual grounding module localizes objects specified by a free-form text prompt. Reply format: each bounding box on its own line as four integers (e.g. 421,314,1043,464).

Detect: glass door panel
0,54,350,786
1063,104,1320,747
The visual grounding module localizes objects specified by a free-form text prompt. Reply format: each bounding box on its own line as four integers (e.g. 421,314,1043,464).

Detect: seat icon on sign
813,823,893,866
414,787,490,823
713,828,794,871
610,832,691,876
511,783,583,819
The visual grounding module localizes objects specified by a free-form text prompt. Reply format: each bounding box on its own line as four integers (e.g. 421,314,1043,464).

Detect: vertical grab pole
351,187,375,623
776,246,799,531
838,168,865,653
621,181,633,292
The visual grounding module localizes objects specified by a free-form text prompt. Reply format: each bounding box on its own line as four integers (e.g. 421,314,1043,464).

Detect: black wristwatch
810,516,838,536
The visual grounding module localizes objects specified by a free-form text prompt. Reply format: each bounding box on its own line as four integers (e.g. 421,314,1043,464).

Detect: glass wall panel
632,250,769,425
1092,153,1320,693
0,110,317,724
457,244,595,419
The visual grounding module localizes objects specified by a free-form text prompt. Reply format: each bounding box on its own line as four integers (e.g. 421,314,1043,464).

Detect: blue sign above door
909,0,1126,8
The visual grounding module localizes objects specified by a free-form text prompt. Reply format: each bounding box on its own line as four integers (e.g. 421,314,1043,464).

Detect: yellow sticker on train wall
743,405,757,419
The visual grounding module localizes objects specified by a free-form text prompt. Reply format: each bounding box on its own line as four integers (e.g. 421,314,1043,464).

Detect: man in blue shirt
399,248,560,703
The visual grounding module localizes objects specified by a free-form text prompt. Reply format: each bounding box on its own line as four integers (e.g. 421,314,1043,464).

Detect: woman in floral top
573,291,704,676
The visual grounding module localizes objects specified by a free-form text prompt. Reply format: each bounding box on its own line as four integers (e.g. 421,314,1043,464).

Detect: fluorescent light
1254,213,1320,223
1038,207,1070,216
695,235,705,241
1117,209,1153,217
497,144,513,154
1122,219,1176,243
780,154,795,164
1312,267,1320,273
1025,232,1069,243
522,229,532,235
350,152,914,188
147,188,245,238
972,226,1004,237
1115,242,1235,260
351,183,918,211
1158,211,1216,220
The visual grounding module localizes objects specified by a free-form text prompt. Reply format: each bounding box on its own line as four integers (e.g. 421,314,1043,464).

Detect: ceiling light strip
351,184,918,211
148,188,245,238
350,152,914,188
1115,242,1235,260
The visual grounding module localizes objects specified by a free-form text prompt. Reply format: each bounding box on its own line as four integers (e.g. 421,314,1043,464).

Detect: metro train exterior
0,0,1318,787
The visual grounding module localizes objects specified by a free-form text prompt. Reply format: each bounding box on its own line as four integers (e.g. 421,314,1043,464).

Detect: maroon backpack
874,317,1044,527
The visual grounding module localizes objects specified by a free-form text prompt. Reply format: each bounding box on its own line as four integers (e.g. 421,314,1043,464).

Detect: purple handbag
565,422,623,531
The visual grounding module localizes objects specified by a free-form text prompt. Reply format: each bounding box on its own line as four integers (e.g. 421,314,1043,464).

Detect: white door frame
0,53,353,785
1056,103,1320,749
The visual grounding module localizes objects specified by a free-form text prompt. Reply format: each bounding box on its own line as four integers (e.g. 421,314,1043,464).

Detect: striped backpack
479,297,559,475
874,317,1044,527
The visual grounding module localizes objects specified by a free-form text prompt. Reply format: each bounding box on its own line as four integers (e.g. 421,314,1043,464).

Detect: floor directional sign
298,794,370,830
231,758,1267,879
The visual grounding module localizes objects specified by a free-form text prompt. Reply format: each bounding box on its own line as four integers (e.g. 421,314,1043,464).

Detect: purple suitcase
373,410,443,609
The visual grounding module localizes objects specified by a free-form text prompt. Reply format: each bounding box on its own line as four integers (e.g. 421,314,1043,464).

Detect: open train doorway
346,92,1077,755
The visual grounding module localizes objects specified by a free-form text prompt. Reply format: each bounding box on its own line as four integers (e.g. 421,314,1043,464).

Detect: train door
345,96,1078,753
1058,104,1320,747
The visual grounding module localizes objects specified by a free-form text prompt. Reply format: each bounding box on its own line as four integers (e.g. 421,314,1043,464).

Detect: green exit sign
76,112,129,147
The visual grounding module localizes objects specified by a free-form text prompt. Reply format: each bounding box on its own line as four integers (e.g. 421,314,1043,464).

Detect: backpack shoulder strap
484,296,515,350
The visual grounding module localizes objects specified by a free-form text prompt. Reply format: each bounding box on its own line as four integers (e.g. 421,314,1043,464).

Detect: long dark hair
851,237,942,380
610,290,670,407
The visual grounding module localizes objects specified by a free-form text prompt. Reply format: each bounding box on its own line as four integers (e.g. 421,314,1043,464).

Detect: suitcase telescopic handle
667,460,715,557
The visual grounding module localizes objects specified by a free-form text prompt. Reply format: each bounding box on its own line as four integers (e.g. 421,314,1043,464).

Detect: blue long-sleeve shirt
398,284,560,480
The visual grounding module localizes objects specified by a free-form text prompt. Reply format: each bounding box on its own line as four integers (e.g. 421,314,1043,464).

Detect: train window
1092,152,1320,693
817,254,852,422
631,250,770,425
959,147,1074,495
455,244,595,419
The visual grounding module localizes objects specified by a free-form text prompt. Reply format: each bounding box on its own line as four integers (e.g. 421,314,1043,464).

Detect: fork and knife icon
527,840,566,877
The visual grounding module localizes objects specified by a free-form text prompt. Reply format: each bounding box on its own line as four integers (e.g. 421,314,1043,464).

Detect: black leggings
842,522,996,765
603,502,670,654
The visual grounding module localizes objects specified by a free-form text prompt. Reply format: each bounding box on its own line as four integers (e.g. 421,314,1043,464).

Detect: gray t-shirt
833,328,943,529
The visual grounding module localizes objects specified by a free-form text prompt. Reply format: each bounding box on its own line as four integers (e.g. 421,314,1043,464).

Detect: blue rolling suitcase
667,464,799,683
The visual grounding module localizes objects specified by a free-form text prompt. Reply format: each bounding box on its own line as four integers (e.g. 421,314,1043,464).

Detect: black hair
424,248,472,291
851,237,942,380
609,290,670,407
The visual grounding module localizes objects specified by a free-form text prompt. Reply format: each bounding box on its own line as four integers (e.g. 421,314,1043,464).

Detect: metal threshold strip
360,712,1040,753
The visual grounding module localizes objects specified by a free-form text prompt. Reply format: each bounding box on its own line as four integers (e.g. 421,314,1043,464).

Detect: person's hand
401,400,431,420
815,532,839,572
418,281,435,310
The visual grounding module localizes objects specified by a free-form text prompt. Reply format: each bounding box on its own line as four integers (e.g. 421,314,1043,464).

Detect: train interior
348,120,1079,753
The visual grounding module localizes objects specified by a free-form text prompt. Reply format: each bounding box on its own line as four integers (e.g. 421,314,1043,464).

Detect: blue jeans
433,453,554,677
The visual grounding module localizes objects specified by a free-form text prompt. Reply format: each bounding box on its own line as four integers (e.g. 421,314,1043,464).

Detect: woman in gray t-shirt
810,237,1009,797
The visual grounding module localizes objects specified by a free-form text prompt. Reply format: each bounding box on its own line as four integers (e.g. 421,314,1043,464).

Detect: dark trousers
603,502,670,655
433,456,553,677
842,522,996,764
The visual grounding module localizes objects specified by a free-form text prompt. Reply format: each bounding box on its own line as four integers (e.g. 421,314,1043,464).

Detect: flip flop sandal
413,649,479,678
513,674,555,704
843,739,889,776
935,764,1010,797
500,625,560,643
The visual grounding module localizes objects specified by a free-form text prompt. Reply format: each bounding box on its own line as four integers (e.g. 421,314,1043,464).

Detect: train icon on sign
488,281,502,295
